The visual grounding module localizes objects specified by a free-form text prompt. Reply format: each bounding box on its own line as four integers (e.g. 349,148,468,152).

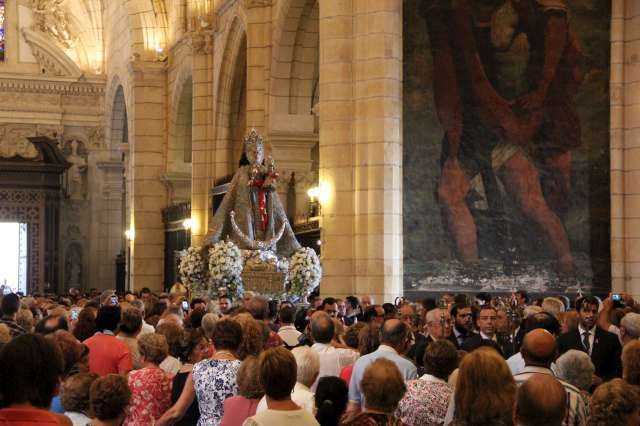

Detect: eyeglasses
479,316,497,321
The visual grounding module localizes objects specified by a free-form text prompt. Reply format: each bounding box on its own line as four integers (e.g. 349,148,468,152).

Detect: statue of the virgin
206,129,301,257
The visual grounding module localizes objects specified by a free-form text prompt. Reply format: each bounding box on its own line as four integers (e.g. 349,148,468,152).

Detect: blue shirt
348,345,417,404
49,395,64,413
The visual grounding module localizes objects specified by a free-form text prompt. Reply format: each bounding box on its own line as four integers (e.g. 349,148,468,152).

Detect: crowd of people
0,286,639,426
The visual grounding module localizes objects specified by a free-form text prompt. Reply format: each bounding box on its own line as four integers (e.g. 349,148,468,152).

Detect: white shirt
65,411,91,426
159,355,182,375
243,407,319,426
578,324,596,355
137,320,155,338
508,352,558,376
480,331,496,341
310,342,358,391
256,382,315,414
419,373,446,384
278,325,302,347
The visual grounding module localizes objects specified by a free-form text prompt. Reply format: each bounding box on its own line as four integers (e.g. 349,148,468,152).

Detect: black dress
171,371,201,426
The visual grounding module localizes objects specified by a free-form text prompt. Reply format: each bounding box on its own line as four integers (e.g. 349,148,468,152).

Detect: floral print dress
193,358,242,426
124,367,173,425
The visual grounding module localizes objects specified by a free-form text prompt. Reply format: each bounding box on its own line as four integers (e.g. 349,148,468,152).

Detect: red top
340,364,354,385
84,333,133,376
0,407,70,425
124,367,173,425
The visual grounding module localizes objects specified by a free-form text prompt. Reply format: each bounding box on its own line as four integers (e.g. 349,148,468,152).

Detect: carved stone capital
190,30,215,55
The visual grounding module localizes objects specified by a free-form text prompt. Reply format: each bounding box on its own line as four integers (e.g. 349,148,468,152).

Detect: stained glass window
0,0,5,61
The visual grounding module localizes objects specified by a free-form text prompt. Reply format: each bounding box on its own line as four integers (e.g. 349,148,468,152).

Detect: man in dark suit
557,295,622,383
410,307,452,371
462,305,515,358
449,302,475,349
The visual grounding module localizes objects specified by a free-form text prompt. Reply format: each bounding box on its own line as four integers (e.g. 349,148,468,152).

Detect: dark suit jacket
461,333,515,358
557,327,622,381
409,333,433,368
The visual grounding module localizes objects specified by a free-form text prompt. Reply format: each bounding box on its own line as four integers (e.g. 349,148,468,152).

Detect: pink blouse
220,396,261,426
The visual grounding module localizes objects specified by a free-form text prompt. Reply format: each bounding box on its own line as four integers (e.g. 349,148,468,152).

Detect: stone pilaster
128,61,167,292
318,0,403,302
245,1,272,133
190,31,215,245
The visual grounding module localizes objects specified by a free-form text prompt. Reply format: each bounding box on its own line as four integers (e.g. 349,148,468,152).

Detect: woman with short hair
342,358,406,426
158,318,244,426
61,373,99,426
397,340,458,426
117,308,143,369
220,356,264,426
124,333,173,425
243,347,319,426
90,374,131,426
588,378,640,426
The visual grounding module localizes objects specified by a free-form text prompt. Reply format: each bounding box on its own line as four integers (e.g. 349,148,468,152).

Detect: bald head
381,319,409,351
311,312,334,344
521,329,557,367
515,375,567,426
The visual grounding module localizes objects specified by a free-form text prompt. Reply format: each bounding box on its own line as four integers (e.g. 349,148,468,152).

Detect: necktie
582,331,591,353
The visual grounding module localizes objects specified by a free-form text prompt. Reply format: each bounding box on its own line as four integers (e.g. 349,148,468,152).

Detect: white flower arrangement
179,246,207,294
208,240,244,298
287,247,322,299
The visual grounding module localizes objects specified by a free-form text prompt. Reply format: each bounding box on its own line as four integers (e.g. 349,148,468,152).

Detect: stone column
129,61,168,293
613,0,640,299
191,31,215,245
352,0,403,301
318,0,356,297
318,0,403,302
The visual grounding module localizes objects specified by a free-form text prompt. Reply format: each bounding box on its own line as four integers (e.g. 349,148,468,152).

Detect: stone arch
270,0,319,116
109,83,129,158
214,16,247,177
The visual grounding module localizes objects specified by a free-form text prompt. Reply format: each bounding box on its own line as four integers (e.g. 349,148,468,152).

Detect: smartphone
70,308,81,321
110,295,119,306
612,294,622,302
181,300,189,312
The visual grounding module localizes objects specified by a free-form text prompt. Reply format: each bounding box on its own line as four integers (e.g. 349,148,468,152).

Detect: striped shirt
0,318,26,337
513,366,588,426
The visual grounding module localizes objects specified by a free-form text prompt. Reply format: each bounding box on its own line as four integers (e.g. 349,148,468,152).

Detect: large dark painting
403,0,611,294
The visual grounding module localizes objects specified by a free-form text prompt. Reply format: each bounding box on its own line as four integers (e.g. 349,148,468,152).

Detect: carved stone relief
0,125,40,159
31,0,77,49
